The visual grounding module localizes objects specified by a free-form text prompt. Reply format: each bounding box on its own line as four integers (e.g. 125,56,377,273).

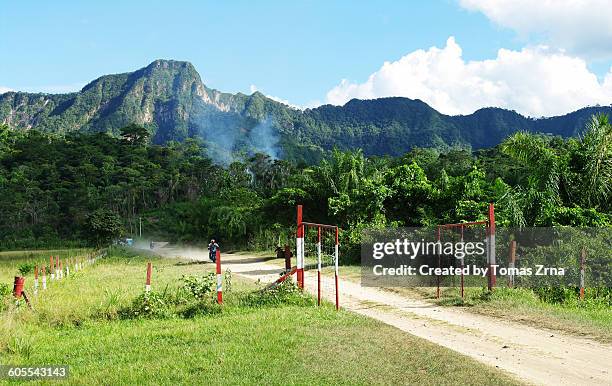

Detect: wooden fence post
508,240,516,288
42,267,47,290
580,248,586,300
145,262,152,293
34,265,39,295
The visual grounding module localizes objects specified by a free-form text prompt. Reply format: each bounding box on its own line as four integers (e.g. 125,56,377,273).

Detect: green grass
432,287,612,343
315,264,612,343
0,249,92,283
0,248,521,385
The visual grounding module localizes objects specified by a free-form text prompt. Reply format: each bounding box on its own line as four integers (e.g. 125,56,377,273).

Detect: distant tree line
0,115,610,258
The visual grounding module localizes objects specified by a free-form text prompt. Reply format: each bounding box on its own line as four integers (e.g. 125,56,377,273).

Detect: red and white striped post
42,267,47,290
216,249,222,305
56,256,60,279
580,248,586,300
66,258,70,277
487,203,496,291
145,262,152,292
50,256,55,280
34,265,39,295
317,226,322,306
296,205,304,289
59,258,63,280
508,240,516,288
334,226,340,310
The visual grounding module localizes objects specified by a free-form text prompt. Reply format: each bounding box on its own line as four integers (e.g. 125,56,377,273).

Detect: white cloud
459,0,612,59
0,86,13,94
326,37,612,117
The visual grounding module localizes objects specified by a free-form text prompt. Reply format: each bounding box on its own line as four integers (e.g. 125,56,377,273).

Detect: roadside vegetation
313,264,612,343
0,248,521,384
432,286,611,343
1,114,610,258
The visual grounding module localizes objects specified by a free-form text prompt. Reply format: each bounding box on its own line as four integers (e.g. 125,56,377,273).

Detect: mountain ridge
2,59,611,161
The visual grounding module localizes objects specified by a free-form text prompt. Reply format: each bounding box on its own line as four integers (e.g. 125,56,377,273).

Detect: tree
500,132,564,225
86,209,124,246
120,124,150,146
578,114,612,208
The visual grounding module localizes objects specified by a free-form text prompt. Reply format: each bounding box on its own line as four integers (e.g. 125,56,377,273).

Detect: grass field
0,248,521,385
317,264,612,343
0,249,92,284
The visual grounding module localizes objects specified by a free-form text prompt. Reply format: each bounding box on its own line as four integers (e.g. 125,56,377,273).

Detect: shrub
178,300,223,318
119,291,173,319
0,282,11,312
181,274,216,300
239,279,315,308
533,286,578,305
0,283,10,297
17,263,35,276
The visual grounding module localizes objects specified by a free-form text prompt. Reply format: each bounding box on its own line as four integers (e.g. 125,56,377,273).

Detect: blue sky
1,1,611,116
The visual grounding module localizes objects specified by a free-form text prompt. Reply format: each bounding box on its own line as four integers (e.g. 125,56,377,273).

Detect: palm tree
579,113,612,208
501,132,562,201
501,132,564,225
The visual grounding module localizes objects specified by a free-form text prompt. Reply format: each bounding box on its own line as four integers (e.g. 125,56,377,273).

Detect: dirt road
156,248,612,385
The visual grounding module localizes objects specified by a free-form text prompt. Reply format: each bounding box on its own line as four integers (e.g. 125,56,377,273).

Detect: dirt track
155,247,612,386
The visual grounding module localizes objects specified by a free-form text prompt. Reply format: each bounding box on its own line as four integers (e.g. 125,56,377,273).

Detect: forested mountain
2,59,611,162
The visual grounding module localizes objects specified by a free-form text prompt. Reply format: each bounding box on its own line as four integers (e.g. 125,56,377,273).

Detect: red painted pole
317,226,321,306
13,277,25,298
488,203,496,291
334,226,339,311
216,249,222,304
296,205,304,289
34,265,39,295
580,248,586,300
145,262,152,292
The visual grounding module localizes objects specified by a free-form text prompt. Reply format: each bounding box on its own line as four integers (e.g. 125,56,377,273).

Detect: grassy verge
314,264,612,343
431,287,612,343
0,248,520,385
0,249,92,283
